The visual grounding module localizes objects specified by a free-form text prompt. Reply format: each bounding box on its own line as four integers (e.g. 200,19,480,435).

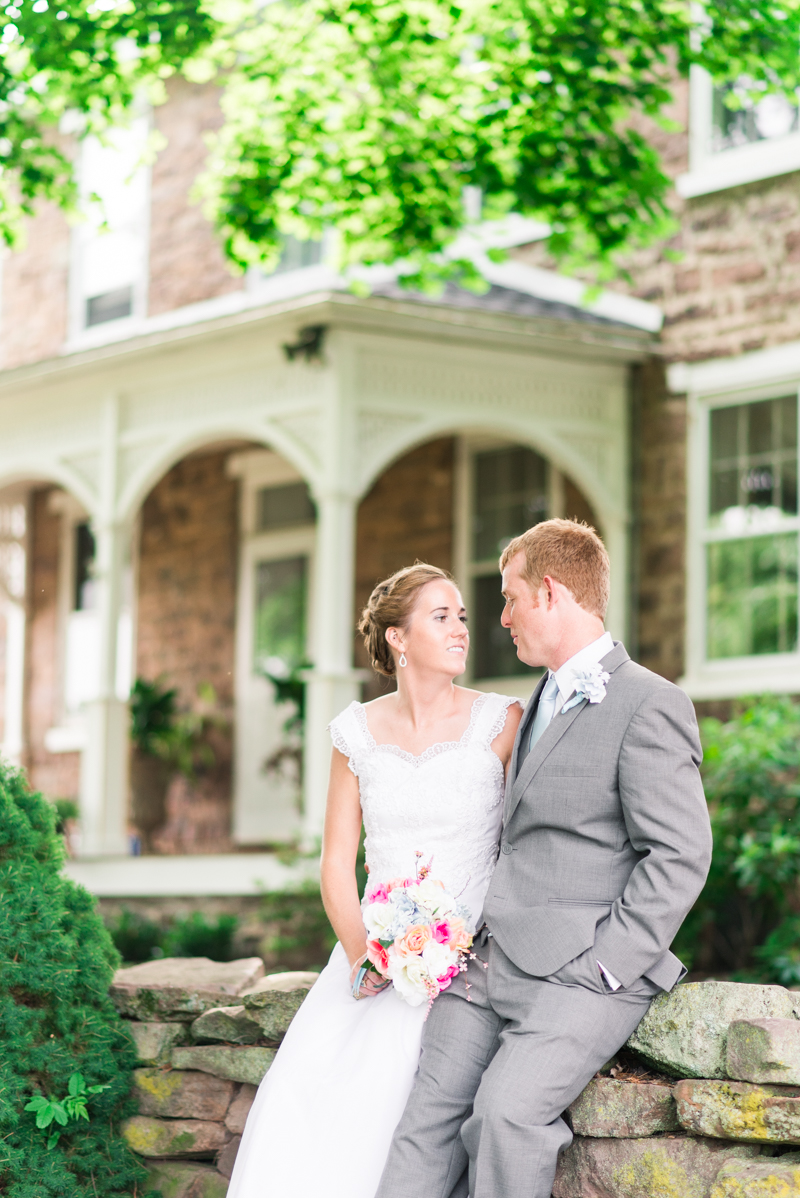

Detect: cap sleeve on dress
328,702,363,778
475,693,523,748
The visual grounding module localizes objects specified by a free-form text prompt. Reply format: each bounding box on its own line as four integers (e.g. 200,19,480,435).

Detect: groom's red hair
499,519,610,620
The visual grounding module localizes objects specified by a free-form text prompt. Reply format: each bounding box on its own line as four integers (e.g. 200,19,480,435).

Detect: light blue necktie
529,673,560,752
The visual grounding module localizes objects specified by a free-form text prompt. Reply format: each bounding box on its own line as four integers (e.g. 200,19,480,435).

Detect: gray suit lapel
503,673,547,818
504,640,631,826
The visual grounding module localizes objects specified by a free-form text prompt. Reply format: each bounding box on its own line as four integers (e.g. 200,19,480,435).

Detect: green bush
673,695,800,976
0,759,146,1198
107,909,164,964
162,912,238,960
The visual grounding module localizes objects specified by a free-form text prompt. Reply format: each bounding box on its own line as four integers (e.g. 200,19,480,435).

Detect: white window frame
227,448,317,844
678,65,800,199
66,113,152,350
44,492,136,752
677,343,800,699
454,435,565,700
0,487,28,765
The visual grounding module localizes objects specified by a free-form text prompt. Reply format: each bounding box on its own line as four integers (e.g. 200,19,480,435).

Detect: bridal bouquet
359,854,473,1010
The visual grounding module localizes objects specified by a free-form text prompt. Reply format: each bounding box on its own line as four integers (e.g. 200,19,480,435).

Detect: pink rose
432,921,451,944
386,877,410,892
366,882,389,904
366,939,389,974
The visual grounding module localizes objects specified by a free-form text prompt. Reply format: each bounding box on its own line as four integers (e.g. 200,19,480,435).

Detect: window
256,482,315,532
228,449,317,843
679,67,800,199
705,396,798,661
254,556,308,674
467,445,549,681
70,117,149,337
272,235,323,275
712,81,800,153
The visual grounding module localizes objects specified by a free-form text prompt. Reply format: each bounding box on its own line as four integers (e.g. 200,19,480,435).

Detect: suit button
501,843,513,855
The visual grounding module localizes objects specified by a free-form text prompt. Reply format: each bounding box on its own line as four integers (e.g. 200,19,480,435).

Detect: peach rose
396,924,432,957
447,918,472,951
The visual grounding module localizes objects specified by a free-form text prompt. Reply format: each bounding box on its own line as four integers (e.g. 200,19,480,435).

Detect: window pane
75,522,96,611
473,447,548,562
256,483,315,531
709,395,798,523
86,285,133,327
707,534,798,659
712,82,799,153
254,556,307,672
472,574,529,679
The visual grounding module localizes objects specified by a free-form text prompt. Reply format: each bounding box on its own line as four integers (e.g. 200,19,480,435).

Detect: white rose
421,940,456,979
363,901,397,938
388,956,432,1007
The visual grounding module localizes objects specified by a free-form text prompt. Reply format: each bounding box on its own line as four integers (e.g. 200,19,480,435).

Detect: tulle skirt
226,941,428,1197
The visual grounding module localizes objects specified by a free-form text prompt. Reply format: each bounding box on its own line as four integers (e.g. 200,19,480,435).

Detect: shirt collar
550,631,614,706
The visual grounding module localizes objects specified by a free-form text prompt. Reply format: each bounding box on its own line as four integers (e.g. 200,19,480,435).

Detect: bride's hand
349,953,390,999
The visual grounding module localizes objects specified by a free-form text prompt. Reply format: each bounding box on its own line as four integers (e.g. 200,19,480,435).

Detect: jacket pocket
548,898,612,907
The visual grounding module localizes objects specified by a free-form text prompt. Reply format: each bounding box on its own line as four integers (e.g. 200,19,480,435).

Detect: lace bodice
329,693,520,926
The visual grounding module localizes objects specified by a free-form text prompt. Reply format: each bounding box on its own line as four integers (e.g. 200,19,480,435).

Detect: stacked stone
110,957,317,1198
554,980,800,1197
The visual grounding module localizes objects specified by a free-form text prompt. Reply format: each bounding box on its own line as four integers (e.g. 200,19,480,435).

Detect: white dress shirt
537,631,622,992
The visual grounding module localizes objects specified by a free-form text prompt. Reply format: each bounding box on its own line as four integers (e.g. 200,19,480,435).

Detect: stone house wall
354,438,456,698
0,199,71,371
135,447,239,854
25,489,80,799
148,78,244,317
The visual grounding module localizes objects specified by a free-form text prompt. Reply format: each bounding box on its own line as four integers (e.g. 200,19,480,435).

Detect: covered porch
0,275,655,892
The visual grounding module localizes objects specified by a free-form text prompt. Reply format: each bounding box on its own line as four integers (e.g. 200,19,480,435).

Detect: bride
227,562,522,1197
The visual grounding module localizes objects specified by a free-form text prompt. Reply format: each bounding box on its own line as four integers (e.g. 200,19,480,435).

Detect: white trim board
63,852,320,897
669,339,800,399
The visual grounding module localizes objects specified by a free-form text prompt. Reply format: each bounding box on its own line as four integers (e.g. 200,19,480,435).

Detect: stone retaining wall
113,961,800,1197
112,956,317,1196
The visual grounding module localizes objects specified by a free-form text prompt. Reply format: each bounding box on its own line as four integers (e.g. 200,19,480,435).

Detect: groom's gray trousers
374,936,659,1198
376,644,711,1198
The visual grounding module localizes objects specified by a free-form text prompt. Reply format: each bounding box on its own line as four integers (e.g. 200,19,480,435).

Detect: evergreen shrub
0,760,147,1197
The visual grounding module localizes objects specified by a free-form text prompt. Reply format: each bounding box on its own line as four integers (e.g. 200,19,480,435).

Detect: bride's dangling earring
399,652,407,668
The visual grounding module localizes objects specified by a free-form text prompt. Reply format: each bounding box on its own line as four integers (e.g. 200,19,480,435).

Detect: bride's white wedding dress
227,691,519,1198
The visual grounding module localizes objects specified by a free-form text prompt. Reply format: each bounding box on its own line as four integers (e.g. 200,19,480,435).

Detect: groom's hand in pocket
547,947,606,993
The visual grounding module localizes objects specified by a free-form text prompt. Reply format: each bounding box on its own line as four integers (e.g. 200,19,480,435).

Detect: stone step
727,1017,800,1086
675,1079,800,1144
112,957,265,1022
128,1020,190,1064
122,1115,231,1158
133,1068,236,1121
709,1151,800,1196
191,984,311,1045
626,981,798,1079
553,1135,761,1198
567,1076,679,1138
172,1044,276,1086
145,1160,229,1198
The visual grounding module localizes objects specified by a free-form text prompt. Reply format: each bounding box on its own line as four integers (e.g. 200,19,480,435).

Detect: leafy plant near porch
673,695,800,978
0,758,146,1197
25,1072,111,1150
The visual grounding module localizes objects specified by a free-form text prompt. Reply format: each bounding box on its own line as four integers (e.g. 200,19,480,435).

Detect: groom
376,518,712,1198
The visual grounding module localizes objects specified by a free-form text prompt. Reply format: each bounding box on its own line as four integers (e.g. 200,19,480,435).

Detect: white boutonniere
561,663,610,713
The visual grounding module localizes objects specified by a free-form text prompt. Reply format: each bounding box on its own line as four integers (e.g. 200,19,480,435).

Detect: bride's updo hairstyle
358,563,453,677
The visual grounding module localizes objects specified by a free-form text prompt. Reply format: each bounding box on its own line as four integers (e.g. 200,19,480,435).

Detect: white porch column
79,397,130,856
1,597,25,764
302,485,362,842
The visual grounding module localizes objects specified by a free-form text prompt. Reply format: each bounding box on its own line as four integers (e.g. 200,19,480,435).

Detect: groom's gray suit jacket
483,642,712,992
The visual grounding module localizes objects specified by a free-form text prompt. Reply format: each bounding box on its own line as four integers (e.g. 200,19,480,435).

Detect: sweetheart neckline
353,692,489,765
